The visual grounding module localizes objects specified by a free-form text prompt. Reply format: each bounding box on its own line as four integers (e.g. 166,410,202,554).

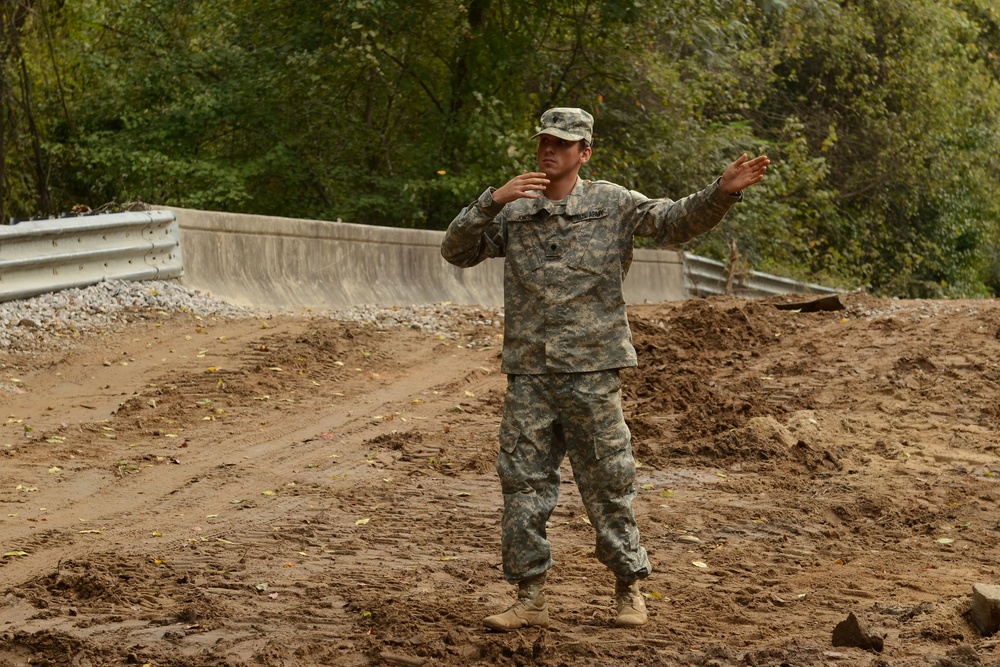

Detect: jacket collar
525,177,590,215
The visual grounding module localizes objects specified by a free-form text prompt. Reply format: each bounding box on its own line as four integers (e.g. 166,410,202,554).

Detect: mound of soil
2,294,1000,666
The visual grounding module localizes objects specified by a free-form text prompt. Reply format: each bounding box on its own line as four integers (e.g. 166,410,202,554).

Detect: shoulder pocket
565,210,623,273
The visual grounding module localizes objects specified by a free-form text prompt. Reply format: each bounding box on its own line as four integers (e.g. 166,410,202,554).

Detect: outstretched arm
720,154,770,195
631,155,768,244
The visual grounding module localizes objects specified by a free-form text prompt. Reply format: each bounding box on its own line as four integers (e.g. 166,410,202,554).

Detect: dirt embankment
2,294,999,666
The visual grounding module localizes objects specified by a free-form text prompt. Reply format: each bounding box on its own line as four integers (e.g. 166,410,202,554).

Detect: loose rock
971,583,1000,636
832,611,885,653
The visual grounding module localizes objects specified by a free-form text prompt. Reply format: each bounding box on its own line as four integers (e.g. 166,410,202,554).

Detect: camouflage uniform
441,136,742,585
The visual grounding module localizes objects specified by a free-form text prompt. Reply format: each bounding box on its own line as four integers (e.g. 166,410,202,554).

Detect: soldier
441,107,769,630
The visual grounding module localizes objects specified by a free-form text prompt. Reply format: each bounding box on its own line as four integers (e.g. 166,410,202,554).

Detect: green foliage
1,0,998,297
721,0,1000,296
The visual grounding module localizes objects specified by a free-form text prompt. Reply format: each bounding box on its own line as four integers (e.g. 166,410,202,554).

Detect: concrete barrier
169,207,689,311
0,206,835,311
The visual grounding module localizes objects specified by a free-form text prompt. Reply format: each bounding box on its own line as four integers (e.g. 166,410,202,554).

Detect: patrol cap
531,107,594,144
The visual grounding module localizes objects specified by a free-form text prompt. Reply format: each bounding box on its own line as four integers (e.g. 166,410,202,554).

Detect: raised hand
720,154,770,195
493,172,551,204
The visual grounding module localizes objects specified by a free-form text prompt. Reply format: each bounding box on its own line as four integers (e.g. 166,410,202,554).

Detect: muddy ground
1,293,999,667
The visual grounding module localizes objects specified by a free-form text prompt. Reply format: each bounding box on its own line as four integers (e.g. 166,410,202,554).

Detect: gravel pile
325,302,503,344
0,280,504,354
0,280,258,353
848,297,982,322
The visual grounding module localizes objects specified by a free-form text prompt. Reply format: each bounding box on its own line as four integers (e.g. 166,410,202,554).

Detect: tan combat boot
614,578,647,628
483,573,549,631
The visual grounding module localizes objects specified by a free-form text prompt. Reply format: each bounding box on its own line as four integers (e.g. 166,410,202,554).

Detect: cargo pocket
499,417,521,455
497,418,526,493
594,420,630,460
591,421,634,492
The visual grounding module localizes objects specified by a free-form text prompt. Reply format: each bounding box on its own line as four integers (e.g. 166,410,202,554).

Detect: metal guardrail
682,253,838,298
0,210,183,304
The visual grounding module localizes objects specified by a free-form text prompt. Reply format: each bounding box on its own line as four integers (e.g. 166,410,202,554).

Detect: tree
0,0,62,220
4,0,999,297
699,0,1000,296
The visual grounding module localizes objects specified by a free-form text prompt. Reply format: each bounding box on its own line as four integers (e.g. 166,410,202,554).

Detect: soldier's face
536,135,591,180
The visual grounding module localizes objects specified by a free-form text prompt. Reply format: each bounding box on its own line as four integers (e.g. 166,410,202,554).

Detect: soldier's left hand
720,154,770,195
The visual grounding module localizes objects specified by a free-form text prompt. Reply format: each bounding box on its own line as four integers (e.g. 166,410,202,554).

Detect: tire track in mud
148,362,508,660
2,317,509,665
0,319,504,592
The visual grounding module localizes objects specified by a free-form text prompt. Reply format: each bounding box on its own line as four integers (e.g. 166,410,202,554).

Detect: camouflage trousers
497,369,651,584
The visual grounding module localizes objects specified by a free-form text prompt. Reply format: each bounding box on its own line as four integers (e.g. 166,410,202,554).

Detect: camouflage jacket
441,177,741,374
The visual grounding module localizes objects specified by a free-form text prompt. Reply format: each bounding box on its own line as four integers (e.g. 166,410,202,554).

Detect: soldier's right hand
493,172,550,204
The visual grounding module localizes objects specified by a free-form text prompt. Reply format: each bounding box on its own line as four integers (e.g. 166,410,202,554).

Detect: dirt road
2,294,999,666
